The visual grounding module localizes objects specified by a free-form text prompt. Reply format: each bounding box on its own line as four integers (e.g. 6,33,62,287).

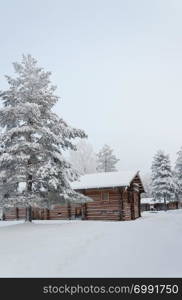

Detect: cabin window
101,192,109,201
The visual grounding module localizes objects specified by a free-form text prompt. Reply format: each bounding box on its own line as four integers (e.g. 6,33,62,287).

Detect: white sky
1,0,182,173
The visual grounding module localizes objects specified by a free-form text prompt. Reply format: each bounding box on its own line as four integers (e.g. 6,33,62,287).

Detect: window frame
101,191,109,201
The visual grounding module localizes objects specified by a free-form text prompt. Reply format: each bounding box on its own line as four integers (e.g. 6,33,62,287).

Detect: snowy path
0,210,182,277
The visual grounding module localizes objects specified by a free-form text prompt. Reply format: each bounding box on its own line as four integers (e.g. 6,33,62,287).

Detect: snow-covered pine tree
0,55,90,220
151,150,174,210
96,144,119,172
174,147,182,201
69,140,97,175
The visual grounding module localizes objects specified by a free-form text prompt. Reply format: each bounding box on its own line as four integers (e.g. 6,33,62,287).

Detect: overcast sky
1,0,182,173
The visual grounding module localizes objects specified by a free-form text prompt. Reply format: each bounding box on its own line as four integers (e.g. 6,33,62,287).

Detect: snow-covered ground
0,210,182,277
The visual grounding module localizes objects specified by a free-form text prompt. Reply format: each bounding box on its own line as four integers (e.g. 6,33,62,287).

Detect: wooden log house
71,171,145,221
3,171,145,221
141,197,181,211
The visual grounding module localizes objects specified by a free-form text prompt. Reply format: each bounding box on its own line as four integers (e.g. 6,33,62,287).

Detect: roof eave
73,185,128,191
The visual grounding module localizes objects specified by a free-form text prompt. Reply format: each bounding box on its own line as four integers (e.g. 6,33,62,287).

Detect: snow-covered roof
141,197,155,204
141,198,172,204
71,171,139,190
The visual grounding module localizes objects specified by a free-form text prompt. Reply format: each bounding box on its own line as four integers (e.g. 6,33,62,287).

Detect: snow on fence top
71,171,139,190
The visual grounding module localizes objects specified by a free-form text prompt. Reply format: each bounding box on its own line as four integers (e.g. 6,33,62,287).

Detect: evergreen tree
174,147,182,201
0,55,90,219
69,140,97,175
151,150,174,209
97,144,119,172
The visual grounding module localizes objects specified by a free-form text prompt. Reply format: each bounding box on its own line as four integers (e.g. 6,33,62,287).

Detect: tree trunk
16,207,19,220
164,196,167,211
26,129,33,220
26,205,32,222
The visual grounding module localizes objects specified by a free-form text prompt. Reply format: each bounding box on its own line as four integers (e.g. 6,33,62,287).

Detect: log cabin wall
2,172,146,221
141,203,150,211
3,179,143,221
154,203,165,210
79,187,141,221
48,205,69,220
69,203,83,219
133,191,140,219
3,189,141,221
35,203,83,220
121,189,141,220
167,201,179,210
129,181,141,220
32,207,44,220
3,207,46,220
14,208,27,219
82,188,121,221
3,207,17,220
121,190,132,221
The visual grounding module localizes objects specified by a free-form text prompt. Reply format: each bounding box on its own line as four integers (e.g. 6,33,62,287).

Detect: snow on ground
0,210,182,277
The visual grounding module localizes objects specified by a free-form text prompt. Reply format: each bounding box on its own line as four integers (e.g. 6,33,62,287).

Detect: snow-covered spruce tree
69,140,97,175
96,144,119,172
174,147,182,201
0,55,90,221
151,150,174,210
